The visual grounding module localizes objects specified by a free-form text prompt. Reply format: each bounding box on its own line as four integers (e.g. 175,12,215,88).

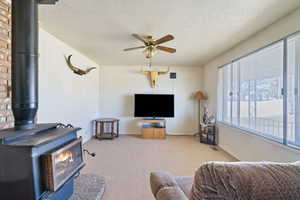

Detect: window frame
217,30,300,150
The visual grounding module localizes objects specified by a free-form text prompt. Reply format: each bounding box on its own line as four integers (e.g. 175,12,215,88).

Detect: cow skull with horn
65,55,96,76
142,67,170,88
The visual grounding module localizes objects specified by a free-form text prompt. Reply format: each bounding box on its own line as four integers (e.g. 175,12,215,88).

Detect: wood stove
42,138,85,192
0,0,88,200
0,123,85,200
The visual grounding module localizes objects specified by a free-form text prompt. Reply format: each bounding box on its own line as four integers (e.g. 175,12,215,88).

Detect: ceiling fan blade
154,34,174,45
132,34,149,44
124,46,145,51
157,46,176,53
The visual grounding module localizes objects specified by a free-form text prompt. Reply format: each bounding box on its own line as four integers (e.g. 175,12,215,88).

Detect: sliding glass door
217,32,300,149
287,34,300,148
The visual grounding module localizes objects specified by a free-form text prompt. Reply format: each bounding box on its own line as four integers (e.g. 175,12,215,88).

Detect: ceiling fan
124,34,176,59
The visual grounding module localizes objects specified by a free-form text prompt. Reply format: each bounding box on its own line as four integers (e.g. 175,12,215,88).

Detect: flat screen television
134,94,174,118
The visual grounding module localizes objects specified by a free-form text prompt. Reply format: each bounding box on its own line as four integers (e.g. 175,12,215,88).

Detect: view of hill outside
218,34,300,149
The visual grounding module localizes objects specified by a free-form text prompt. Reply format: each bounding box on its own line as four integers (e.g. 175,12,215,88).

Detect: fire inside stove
42,138,85,192
55,150,74,176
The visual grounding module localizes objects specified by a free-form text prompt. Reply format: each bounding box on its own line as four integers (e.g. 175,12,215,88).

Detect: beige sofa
150,161,300,200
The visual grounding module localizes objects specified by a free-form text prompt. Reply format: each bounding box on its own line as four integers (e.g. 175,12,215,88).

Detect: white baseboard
117,132,195,136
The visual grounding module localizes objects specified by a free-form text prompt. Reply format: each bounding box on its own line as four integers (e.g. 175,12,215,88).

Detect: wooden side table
94,118,119,140
199,123,216,145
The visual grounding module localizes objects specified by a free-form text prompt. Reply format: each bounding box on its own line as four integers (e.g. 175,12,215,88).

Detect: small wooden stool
94,118,119,140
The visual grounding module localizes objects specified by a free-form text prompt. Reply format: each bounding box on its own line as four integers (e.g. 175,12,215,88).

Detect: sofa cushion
190,161,300,200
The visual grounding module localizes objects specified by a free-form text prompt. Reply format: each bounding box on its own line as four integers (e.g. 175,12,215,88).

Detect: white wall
38,29,100,143
36,29,203,140
99,65,203,135
203,8,300,161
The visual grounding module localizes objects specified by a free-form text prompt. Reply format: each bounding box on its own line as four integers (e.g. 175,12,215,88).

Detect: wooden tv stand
140,119,166,139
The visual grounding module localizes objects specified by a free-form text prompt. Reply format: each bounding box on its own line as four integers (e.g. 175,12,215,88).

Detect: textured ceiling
39,0,300,67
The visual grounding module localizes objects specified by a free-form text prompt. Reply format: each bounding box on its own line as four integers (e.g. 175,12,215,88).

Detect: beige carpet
82,135,236,200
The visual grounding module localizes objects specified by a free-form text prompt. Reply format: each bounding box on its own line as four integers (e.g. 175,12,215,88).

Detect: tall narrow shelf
140,119,166,139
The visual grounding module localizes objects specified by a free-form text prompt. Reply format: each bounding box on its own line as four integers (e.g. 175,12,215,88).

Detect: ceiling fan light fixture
124,34,176,58
143,46,157,59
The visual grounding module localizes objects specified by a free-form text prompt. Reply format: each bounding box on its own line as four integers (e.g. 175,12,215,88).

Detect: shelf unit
140,119,166,139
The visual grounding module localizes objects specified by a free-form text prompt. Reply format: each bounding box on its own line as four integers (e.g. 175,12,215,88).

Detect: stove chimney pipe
11,0,39,130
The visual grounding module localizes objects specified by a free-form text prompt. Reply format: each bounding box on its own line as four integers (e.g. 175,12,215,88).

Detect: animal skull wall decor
65,55,96,76
142,67,170,88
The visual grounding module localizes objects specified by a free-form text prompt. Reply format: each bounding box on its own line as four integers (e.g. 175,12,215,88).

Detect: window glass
287,35,300,148
222,65,232,123
217,68,224,121
232,62,240,126
218,41,285,144
239,42,284,141
239,66,250,128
